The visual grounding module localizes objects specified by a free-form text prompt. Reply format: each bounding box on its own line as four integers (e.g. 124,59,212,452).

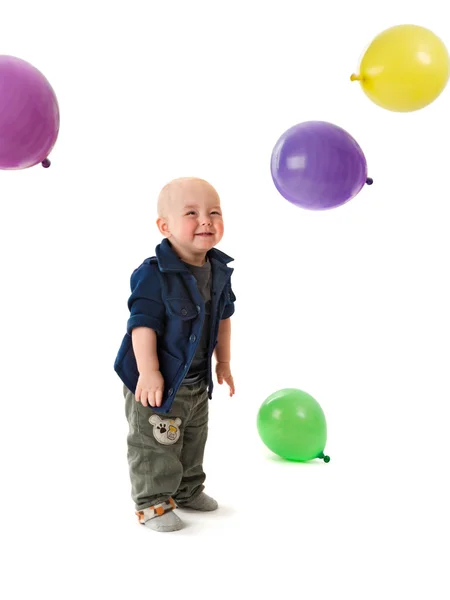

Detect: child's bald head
157,177,220,219
156,177,224,264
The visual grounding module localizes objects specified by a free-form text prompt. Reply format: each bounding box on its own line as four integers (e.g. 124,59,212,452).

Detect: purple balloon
271,121,370,210
0,55,60,170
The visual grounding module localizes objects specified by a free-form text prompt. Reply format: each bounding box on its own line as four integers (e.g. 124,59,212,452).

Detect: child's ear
157,217,171,238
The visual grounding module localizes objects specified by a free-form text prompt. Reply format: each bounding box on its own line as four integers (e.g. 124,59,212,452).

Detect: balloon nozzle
319,452,330,463
350,73,362,82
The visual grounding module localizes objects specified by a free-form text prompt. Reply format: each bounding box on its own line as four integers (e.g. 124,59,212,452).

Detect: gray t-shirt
182,258,211,384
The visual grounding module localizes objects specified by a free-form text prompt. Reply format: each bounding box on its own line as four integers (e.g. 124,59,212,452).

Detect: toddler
114,177,236,531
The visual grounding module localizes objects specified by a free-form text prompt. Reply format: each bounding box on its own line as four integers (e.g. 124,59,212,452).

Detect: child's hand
135,370,165,407
216,361,235,396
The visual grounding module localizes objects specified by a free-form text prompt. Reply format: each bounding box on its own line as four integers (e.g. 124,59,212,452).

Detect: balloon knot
350,74,362,82
323,455,330,463
366,177,373,185
42,159,51,168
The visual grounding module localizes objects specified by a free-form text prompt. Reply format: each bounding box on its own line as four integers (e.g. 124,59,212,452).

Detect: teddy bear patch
149,415,182,445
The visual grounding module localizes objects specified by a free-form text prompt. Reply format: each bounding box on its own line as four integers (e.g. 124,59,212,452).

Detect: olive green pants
124,379,209,511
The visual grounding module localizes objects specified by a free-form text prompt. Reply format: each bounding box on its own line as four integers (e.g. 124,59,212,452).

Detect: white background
1,0,449,598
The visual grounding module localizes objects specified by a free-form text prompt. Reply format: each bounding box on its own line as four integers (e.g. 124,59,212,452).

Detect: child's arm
214,317,231,363
127,262,166,407
132,327,164,407
132,327,160,373
214,318,235,396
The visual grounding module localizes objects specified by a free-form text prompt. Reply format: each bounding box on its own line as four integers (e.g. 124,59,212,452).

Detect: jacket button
168,388,173,396
181,308,188,316
189,334,197,343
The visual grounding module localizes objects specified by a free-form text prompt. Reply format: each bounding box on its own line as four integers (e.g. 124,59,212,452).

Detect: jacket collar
155,238,234,273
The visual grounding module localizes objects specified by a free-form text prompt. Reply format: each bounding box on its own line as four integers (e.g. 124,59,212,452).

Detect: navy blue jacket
114,238,235,413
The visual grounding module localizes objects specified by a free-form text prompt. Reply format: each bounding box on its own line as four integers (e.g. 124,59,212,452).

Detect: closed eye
186,210,221,216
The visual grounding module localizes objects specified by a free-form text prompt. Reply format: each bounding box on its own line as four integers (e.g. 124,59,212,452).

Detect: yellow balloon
351,25,450,112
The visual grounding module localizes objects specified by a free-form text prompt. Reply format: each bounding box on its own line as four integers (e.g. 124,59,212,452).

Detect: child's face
157,180,224,263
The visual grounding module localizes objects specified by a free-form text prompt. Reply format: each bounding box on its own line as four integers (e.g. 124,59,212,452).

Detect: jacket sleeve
126,263,165,335
221,282,236,320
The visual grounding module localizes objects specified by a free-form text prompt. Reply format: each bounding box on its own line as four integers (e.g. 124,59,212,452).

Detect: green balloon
257,388,330,462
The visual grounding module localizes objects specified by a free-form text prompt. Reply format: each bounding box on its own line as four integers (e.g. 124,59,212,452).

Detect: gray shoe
144,511,184,532
178,492,218,511
136,500,184,532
